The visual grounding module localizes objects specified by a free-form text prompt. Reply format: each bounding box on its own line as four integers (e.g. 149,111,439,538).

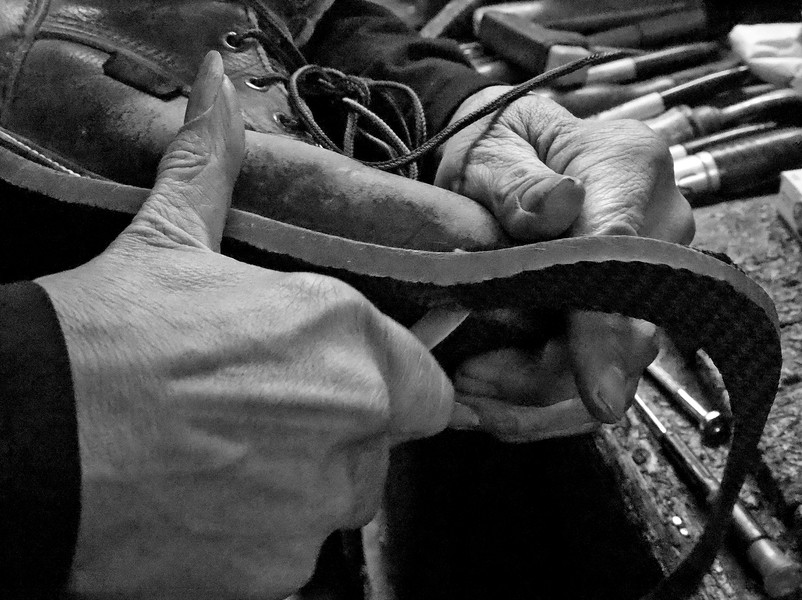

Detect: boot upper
0,0,312,185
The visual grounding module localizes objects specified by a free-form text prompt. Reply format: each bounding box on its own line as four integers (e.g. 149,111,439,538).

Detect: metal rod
633,394,802,598
646,363,731,446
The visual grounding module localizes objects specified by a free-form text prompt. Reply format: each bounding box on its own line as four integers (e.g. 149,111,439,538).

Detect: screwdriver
643,88,802,146
675,127,802,199
633,394,802,598
592,65,749,121
669,122,776,160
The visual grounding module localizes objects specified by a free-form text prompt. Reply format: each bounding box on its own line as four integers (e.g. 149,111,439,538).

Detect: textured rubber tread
0,142,782,599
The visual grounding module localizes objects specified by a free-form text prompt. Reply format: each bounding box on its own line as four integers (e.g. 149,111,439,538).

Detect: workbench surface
368,195,802,600
606,194,802,600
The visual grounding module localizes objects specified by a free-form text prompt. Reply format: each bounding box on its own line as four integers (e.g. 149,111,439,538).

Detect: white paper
729,23,802,92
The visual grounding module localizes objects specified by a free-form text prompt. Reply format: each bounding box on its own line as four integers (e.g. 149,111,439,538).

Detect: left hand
436,85,694,442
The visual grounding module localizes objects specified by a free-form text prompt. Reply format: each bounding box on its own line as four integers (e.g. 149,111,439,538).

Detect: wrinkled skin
31,54,694,596
37,53,453,599
436,85,694,440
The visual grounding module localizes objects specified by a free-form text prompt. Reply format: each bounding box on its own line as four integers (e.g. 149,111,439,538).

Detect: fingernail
449,403,481,430
520,176,583,214
593,366,631,423
185,51,225,124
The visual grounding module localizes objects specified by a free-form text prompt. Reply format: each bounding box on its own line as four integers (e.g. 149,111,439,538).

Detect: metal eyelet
245,77,269,91
273,112,302,131
222,31,245,51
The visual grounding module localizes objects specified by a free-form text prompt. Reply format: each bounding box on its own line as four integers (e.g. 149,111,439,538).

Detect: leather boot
0,0,506,251
0,3,500,600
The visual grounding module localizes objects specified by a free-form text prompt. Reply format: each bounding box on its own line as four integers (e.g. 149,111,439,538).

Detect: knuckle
495,168,533,210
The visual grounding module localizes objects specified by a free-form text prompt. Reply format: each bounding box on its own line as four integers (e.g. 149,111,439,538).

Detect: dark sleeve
0,282,80,599
304,0,497,136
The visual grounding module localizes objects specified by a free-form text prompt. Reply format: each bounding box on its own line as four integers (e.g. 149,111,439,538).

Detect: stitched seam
0,129,80,176
1,0,51,120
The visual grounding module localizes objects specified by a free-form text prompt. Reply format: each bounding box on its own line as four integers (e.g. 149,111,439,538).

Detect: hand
436,86,694,441
37,52,453,599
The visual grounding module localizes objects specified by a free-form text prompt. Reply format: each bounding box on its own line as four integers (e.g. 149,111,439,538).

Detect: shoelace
230,29,625,180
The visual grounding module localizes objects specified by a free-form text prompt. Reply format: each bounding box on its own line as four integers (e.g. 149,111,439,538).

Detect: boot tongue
245,0,336,45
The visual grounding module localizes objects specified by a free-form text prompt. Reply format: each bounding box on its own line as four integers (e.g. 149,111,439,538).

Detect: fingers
435,86,585,241
130,50,245,251
297,276,456,443
454,344,577,408
452,343,600,442
436,134,585,241
455,396,600,443
549,118,694,244
529,119,686,424
568,312,659,423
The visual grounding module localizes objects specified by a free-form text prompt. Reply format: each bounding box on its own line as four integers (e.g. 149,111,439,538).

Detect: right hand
436,86,694,440
37,52,453,599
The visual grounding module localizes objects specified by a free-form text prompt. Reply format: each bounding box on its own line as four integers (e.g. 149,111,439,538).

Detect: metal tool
779,169,802,241
409,307,478,430
669,122,776,159
646,363,730,446
673,127,802,199
409,306,470,351
581,42,721,86
545,57,739,117
643,88,802,146
633,394,802,598
592,65,749,121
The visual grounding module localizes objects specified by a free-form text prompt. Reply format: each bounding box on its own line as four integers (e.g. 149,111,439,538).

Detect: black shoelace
228,29,624,180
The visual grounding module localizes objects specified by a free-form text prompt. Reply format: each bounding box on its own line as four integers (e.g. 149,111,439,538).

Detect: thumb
436,129,586,241
568,311,659,423
435,93,585,241
378,317,455,442
131,50,245,251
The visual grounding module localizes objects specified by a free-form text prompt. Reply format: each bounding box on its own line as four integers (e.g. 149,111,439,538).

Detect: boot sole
0,129,783,600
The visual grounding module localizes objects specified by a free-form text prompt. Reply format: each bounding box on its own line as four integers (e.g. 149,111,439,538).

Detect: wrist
449,85,514,125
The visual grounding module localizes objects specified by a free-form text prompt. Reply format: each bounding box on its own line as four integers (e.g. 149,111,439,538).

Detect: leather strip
0,143,782,599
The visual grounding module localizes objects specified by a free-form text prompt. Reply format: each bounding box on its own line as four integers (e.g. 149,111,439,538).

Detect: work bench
365,194,802,600
609,194,802,600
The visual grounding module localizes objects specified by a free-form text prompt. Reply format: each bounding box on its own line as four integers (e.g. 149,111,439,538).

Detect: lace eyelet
274,112,302,131
245,77,269,92
222,31,246,51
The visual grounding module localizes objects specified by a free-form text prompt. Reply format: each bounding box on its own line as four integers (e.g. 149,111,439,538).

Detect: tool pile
406,2,802,596
422,0,802,209
635,357,802,598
